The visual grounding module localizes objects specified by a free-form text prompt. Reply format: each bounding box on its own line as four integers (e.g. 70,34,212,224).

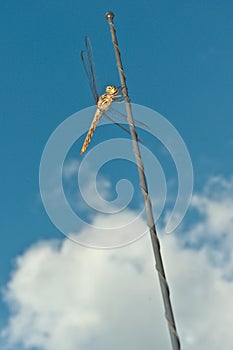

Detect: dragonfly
80,36,144,154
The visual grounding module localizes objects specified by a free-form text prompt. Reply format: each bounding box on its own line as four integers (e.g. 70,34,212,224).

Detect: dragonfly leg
117,84,126,92
113,95,124,102
115,94,123,98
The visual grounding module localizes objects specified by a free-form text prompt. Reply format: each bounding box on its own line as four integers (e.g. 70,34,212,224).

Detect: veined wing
108,105,149,130
81,37,135,131
81,36,99,104
80,37,145,151
102,111,146,145
102,111,132,135
81,107,145,154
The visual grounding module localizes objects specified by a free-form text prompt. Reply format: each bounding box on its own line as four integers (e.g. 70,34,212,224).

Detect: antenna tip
105,11,115,21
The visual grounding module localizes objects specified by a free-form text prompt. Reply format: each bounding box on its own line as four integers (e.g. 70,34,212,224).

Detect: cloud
1,176,233,350
62,157,125,214
181,175,233,280
62,158,80,180
1,233,168,350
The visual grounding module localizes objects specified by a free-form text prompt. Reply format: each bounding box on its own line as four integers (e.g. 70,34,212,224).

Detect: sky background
1,1,233,349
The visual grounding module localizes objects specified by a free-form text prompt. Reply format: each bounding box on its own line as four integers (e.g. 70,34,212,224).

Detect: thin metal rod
105,11,181,350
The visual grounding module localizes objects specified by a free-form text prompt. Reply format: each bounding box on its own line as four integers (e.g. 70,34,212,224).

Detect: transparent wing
81,36,99,104
102,111,146,145
108,105,149,130
81,36,145,145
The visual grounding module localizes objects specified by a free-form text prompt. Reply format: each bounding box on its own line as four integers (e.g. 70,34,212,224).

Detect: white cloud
63,158,116,213
1,232,168,350
181,175,233,279
1,176,233,350
191,175,233,235
62,158,80,180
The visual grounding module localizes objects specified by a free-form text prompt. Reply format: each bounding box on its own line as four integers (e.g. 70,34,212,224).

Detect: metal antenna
105,11,181,350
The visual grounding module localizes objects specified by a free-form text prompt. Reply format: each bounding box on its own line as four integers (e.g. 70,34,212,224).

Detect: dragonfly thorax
105,85,118,96
97,85,120,111
97,93,114,110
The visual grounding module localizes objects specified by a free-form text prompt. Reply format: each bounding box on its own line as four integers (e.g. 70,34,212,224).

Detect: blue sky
1,1,233,349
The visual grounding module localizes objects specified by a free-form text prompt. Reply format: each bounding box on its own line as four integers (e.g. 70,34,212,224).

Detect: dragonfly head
106,85,118,95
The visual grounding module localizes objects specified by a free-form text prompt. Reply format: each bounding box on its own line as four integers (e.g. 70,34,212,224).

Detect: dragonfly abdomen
80,88,120,154
80,109,103,154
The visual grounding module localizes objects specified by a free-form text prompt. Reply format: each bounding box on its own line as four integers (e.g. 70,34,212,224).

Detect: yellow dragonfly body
80,37,138,154
80,37,147,155
80,85,121,154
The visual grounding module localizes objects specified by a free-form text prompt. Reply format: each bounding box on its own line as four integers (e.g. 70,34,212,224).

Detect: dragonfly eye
106,85,118,95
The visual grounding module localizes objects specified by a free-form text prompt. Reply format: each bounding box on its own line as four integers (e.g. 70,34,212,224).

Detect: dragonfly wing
102,111,131,135
108,106,149,130
81,107,145,154
80,109,103,154
81,36,99,104
102,111,146,145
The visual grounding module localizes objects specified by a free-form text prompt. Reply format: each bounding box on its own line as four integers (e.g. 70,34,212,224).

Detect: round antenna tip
105,11,115,21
